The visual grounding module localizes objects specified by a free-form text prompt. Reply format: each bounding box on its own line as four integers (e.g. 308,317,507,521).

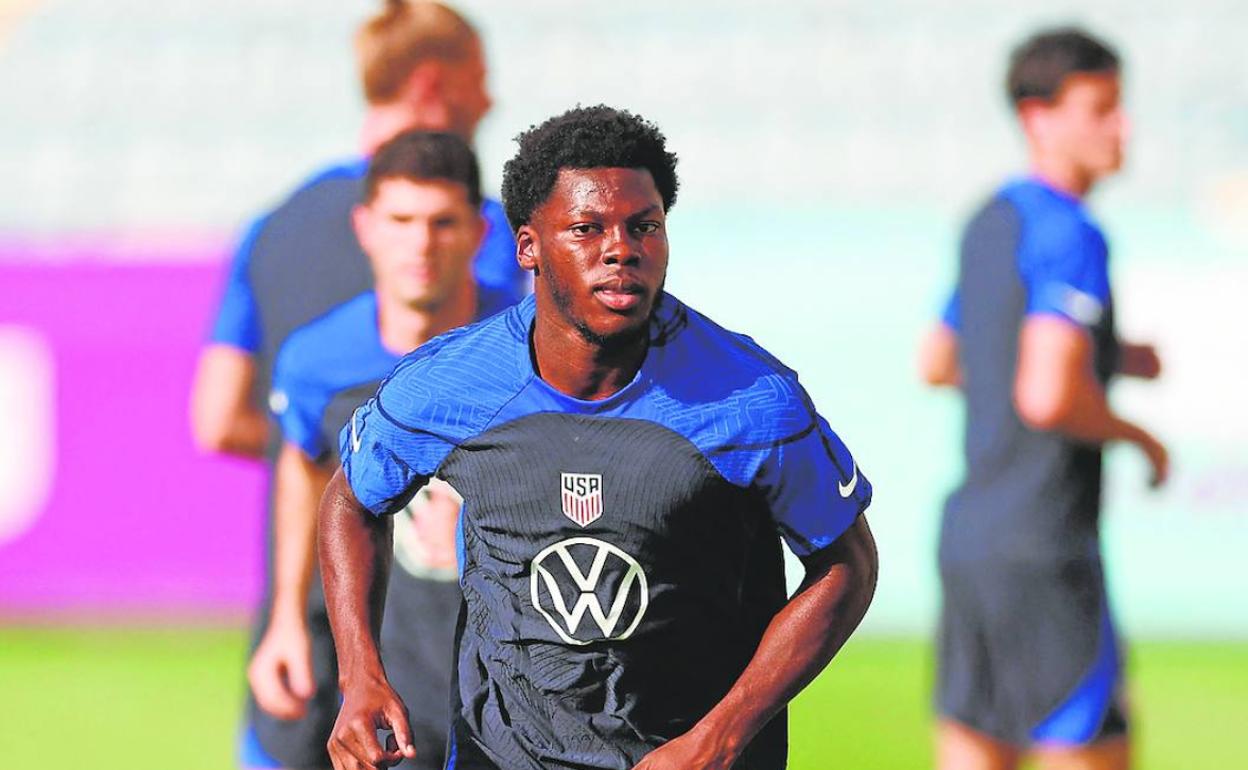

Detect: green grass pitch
0,627,1243,768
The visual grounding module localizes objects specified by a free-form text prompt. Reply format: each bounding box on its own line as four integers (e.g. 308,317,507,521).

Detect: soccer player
188,4,524,768
191,0,519,460
248,131,510,770
917,28,1168,770
318,105,879,770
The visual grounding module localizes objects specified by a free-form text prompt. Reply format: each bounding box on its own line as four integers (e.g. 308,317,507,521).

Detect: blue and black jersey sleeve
337,337,494,516
752,387,872,557
339,391,449,517
208,215,266,353
270,342,332,461
1018,218,1110,327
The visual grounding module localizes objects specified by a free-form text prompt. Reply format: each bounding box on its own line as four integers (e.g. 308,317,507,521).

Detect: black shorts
935,558,1128,747
240,574,461,770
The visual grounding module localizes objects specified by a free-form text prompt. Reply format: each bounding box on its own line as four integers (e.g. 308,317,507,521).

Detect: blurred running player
319,105,879,770
918,27,1168,770
250,131,510,770
186,3,525,768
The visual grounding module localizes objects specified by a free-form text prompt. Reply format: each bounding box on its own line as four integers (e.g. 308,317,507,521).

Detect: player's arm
189,345,269,457
1014,316,1167,485
917,322,961,387
918,291,962,387
248,442,332,719
1116,339,1162,379
319,469,416,770
190,218,270,457
634,516,878,770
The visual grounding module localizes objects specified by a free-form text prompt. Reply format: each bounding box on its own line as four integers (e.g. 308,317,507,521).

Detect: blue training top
341,292,872,770
271,286,516,463
940,177,1118,566
207,156,526,433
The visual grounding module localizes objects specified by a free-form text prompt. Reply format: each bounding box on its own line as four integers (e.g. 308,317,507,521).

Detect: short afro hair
1007,26,1119,106
501,105,679,233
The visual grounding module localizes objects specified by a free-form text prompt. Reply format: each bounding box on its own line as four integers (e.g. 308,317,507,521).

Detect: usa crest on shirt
560,473,603,526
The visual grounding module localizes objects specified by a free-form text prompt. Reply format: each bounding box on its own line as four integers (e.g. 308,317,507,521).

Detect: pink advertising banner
0,239,266,616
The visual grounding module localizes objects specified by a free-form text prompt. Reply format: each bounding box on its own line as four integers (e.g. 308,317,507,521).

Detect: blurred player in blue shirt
185,4,526,768
191,1,522,461
318,106,879,770
917,28,1168,770
252,131,512,770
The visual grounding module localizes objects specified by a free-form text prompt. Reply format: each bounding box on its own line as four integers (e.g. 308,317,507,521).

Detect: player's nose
601,224,641,267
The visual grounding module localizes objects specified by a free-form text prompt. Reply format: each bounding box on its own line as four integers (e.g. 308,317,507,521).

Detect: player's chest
437,413,760,557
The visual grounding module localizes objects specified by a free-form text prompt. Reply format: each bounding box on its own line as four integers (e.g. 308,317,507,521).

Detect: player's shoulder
374,295,535,436
290,156,369,194
239,156,366,254
999,178,1104,249
276,292,377,384
650,294,814,441
262,156,368,220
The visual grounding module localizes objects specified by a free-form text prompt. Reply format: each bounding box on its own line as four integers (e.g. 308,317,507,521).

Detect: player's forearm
1050,374,1151,446
270,445,330,623
224,410,270,457
917,323,962,388
318,470,393,685
691,516,878,758
189,346,270,458
1116,340,1162,379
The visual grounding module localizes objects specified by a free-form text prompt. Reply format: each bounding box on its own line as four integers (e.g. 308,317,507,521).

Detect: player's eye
633,221,661,235
569,223,598,236
432,215,458,229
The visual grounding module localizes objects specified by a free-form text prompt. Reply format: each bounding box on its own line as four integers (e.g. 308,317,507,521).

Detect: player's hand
328,674,416,770
1119,342,1162,379
247,615,315,720
631,727,738,770
1134,431,1169,488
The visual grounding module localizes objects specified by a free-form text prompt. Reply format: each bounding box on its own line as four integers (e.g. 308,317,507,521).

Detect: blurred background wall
0,0,1244,637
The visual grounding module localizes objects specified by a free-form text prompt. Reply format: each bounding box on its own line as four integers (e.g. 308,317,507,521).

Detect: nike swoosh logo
351,410,363,453
838,463,858,498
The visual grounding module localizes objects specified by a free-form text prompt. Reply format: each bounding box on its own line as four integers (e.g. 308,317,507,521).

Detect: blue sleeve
1019,221,1110,327
270,342,331,460
338,385,454,517
473,199,529,302
754,402,872,557
940,289,961,331
208,216,265,352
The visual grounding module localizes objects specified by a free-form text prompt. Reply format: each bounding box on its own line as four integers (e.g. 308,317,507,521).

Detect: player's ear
516,225,539,275
1016,98,1052,145
351,203,371,249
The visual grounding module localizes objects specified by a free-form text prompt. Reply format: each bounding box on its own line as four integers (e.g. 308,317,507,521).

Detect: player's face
1039,73,1127,180
518,167,668,347
440,41,492,139
353,177,484,311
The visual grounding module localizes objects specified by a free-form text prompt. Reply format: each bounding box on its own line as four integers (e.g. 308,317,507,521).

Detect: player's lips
592,278,646,312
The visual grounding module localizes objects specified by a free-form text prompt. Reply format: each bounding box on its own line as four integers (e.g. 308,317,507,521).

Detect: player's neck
359,102,469,156
376,280,477,356
530,317,648,402
1028,152,1095,198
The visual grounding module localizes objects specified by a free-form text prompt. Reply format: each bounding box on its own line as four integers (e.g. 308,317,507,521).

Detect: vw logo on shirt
529,537,649,645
